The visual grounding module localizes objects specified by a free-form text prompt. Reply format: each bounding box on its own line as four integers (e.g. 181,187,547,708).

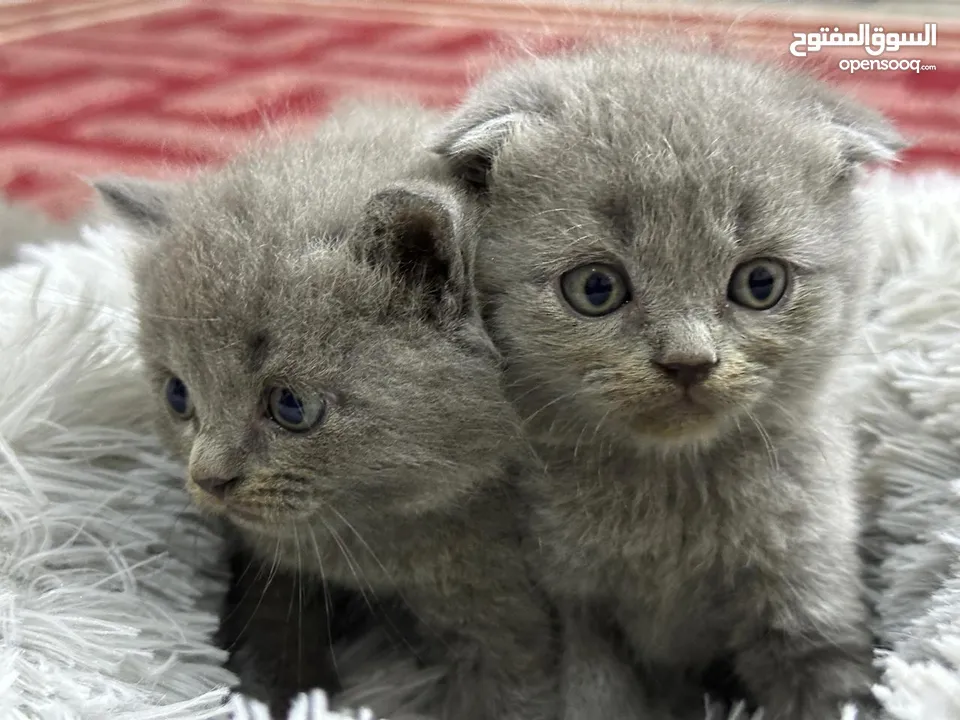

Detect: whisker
590,408,614,446
326,509,439,658
221,554,268,650
307,526,340,681
745,410,779,474
521,390,582,429
325,505,396,589
292,525,304,688
322,517,379,617
231,540,283,650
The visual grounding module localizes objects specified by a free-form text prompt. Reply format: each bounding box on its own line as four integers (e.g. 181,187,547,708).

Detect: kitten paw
735,635,876,720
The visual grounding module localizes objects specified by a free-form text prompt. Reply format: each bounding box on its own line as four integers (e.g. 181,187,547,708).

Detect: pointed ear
358,182,470,321
429,108,537,190
92,176,176,230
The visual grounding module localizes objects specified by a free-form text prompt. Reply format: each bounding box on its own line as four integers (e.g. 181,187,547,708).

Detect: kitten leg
560,603,664,720
734,626,877,720
731,544,878,720
217,541,360,718
438,627,561,720
725,419,882,720
411,588,561,720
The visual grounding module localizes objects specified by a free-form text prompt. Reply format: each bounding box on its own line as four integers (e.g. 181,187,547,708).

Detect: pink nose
191,474,239,500
652,360,717,388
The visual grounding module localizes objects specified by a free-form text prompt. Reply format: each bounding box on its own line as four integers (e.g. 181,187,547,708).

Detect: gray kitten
97,103,559,720
430,41,903,720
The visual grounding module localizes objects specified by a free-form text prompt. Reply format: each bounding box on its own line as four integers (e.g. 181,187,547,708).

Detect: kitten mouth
617,383,751,442
225,504,313,534
673,387,716,411
227,506,262,520
223,504,269,526
626,389,725,437
669,399,718,422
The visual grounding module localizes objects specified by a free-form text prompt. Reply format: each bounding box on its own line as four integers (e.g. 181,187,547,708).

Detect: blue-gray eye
267,387,325,433
728,259,788,310
165,376,193,419
559,264,631,317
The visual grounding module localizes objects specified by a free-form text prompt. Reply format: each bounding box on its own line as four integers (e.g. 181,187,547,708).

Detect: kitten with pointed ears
98,103,559,720
431,41,902,720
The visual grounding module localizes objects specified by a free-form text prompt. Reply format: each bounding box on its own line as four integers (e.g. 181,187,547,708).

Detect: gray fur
101,102,559,720
433,40,902,720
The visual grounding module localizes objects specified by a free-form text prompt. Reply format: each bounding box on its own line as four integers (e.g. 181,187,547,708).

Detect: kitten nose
653,360,718,387
191,474,240,500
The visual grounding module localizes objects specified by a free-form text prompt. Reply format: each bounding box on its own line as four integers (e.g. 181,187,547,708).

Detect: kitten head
98,134,518,537
431,42,904,447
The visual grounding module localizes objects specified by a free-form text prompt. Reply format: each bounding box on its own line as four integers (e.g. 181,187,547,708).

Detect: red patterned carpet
0,0,958,220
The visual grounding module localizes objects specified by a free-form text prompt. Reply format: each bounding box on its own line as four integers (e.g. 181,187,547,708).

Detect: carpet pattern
0,0,958,219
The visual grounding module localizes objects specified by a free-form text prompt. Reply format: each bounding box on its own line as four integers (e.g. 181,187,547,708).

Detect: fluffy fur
431,41,904,720
0,217,447,720
3,171,960,719
96,102,560,720
0,198,80,265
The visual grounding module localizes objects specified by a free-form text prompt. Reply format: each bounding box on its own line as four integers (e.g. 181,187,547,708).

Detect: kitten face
433,43,902,446
101,131,517,536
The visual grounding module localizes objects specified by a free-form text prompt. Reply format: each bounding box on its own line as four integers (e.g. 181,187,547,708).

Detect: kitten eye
267,387,325,433
164,376,194,419
728,259,788,310
559,264,631,317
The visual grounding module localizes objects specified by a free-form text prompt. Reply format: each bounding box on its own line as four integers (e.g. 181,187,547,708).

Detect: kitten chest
532,457,777,664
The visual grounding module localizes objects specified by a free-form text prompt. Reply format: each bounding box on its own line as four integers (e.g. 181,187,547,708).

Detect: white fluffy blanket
1,171,960,720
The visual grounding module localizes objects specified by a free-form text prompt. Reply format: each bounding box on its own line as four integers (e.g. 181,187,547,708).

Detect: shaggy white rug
1,170,960,720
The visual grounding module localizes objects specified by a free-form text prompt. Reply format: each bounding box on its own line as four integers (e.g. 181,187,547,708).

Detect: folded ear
92,176,176,231
358,182,470,322
830,115,906,168
805,85,907,169
429,108,534,189
431,62,567,189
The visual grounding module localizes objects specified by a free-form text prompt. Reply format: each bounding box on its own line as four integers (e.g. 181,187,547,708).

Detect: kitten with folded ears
431,41,902,720
97,102,559,720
